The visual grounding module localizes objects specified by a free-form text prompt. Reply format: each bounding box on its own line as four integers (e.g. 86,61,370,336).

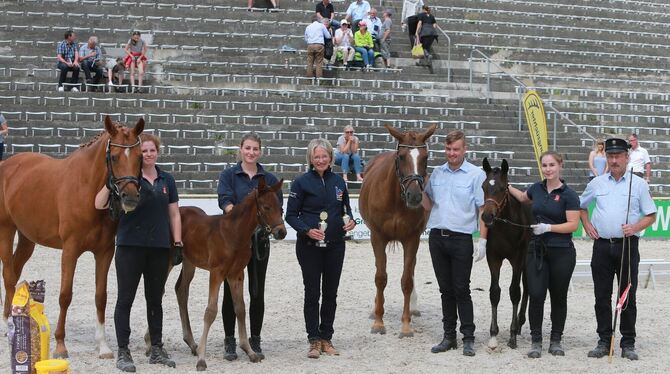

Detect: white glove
474,239,487,262
531,223,551,235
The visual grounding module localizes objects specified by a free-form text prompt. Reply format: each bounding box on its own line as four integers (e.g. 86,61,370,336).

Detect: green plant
189,102,204,109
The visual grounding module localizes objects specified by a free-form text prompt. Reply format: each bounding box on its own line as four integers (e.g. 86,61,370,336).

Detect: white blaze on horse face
410,148,420,175
489,179,495,186
124,148,130,159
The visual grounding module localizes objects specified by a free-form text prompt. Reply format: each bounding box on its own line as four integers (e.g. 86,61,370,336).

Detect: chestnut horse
359,124,436,337
0,116,144,358
173,176,286,371
480,158,532,349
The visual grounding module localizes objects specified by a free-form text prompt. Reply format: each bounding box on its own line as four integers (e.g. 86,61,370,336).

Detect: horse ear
133,118,145,136
257,175,267,190
501,159,509,175
385,124,405,143
482,157,491,173
270,178,284,193
104,115,117,136
419,124,437,143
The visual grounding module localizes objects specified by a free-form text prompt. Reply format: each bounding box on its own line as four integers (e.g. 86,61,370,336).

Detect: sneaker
621,346,639,361
149,344,176,368
116,348,136,372
548,340,565,356
57,86,64,92
431,336,457,353
307,340,321,359
71,87,79,92
527,341,542,358
321,339,339,356
587,341,609,358
224,336,238,361
249,335,265,360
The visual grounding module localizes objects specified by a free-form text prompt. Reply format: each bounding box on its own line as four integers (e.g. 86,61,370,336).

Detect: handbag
411,43,424,58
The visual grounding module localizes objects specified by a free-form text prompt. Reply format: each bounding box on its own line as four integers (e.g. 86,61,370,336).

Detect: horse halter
254,188,284,234
484,187,531,229
394,143,428,202
106,138,142,196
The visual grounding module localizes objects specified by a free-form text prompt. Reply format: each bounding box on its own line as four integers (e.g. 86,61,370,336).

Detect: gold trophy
317,211,328,247
342,208,352,241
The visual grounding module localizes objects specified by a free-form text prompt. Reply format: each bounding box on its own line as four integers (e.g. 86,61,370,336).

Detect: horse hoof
52,350,69,359
98,351,114,359
398,331,414,338
410,310,421,317
507,340,517,349
196,359,207,371
249,353,261,363
370,326,386,335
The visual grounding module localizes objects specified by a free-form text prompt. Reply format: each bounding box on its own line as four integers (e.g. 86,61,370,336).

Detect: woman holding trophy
286,138,356,360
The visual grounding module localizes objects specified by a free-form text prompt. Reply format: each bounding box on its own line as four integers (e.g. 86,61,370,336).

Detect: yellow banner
523,90,549,179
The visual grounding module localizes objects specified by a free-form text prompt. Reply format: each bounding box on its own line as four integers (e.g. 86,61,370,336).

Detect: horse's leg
399,236,420,338
229,270,260,363
93,246,115,359
195,271,224,371
11,232,35,281
508,263,523,349
53,248,84,358
0,225,17,326
175,259,198,355
487,257,503,349
410,287,420,316
370,232,388,335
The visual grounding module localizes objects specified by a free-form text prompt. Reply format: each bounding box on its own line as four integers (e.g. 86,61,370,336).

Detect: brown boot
321,339,340,356
307,340,321,359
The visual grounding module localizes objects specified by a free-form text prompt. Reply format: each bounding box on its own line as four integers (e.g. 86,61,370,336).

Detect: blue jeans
330,19,340,33
334,152,362,174
354,47,375,66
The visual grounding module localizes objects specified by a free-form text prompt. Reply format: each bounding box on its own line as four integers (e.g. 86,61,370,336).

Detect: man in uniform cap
579,137,657,361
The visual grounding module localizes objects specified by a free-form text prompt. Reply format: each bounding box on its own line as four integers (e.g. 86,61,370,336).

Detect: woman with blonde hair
285,138,356,359
588,139,608,180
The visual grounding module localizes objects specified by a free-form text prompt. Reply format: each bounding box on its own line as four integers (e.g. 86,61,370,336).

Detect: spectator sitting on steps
79,36,103,87
123,31,148,93
345,0,371,31
330,19,355,69
316,0,340,32
248,0,279,11
364,8,383,50
56,30,80,92
353,21,375,71
107,58,127,91
334,125,364,182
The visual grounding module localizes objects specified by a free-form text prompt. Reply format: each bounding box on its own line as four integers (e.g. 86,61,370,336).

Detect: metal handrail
467,48,596,148
435,26,452,82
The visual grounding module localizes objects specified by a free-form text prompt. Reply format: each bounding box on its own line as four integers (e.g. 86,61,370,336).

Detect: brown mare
0,116,144,358
480,158,532,349
173,176,286,371
359,124,436,337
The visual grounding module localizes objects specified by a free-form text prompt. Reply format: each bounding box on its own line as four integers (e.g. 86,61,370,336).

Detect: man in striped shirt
56,30,80,92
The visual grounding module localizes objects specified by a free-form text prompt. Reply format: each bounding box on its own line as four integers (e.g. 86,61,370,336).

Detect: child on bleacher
107,58,126,91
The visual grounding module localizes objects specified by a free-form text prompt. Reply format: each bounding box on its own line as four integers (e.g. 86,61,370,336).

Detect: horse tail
386,241,401,254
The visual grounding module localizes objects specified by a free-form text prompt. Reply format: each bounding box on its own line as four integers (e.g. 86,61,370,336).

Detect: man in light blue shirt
345,0,371,29
304,16,332,78
422,130,486,357
579,137,656,361
78,36,103,85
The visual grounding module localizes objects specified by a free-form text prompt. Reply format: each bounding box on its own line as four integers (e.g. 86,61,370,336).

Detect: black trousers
428,230,475,342
591,237,639,348
57,61,79,87
81,60,104,83
420,35,437,55
526,239,576,343
296,239,345,342
114,245,170,348
222,245,270,338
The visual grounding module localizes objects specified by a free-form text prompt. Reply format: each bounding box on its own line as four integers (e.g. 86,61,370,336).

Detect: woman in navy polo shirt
285,138,356,359
217,132,282,361
95,133,182,372
508,151,580,359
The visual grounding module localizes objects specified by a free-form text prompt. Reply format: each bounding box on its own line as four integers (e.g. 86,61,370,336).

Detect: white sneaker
71,87,79,92
57,86,64,92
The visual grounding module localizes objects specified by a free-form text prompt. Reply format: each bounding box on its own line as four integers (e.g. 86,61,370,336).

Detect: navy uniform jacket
286,168,354,244
527,179,580,247
217,162,283,212
117,166,178,249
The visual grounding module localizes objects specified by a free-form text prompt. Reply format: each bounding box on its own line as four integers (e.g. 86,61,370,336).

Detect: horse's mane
79,123,123,148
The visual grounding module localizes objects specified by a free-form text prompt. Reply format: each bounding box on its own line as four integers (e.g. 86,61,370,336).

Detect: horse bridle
254,188,285,235
106,138,142,197
483,187,531,229
395,143,428,202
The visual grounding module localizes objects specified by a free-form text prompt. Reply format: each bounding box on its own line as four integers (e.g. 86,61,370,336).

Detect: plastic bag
411,43,424,58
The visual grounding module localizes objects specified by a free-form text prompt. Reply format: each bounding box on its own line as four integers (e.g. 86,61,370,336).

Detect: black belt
430,228,472,237
597,237,637,244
